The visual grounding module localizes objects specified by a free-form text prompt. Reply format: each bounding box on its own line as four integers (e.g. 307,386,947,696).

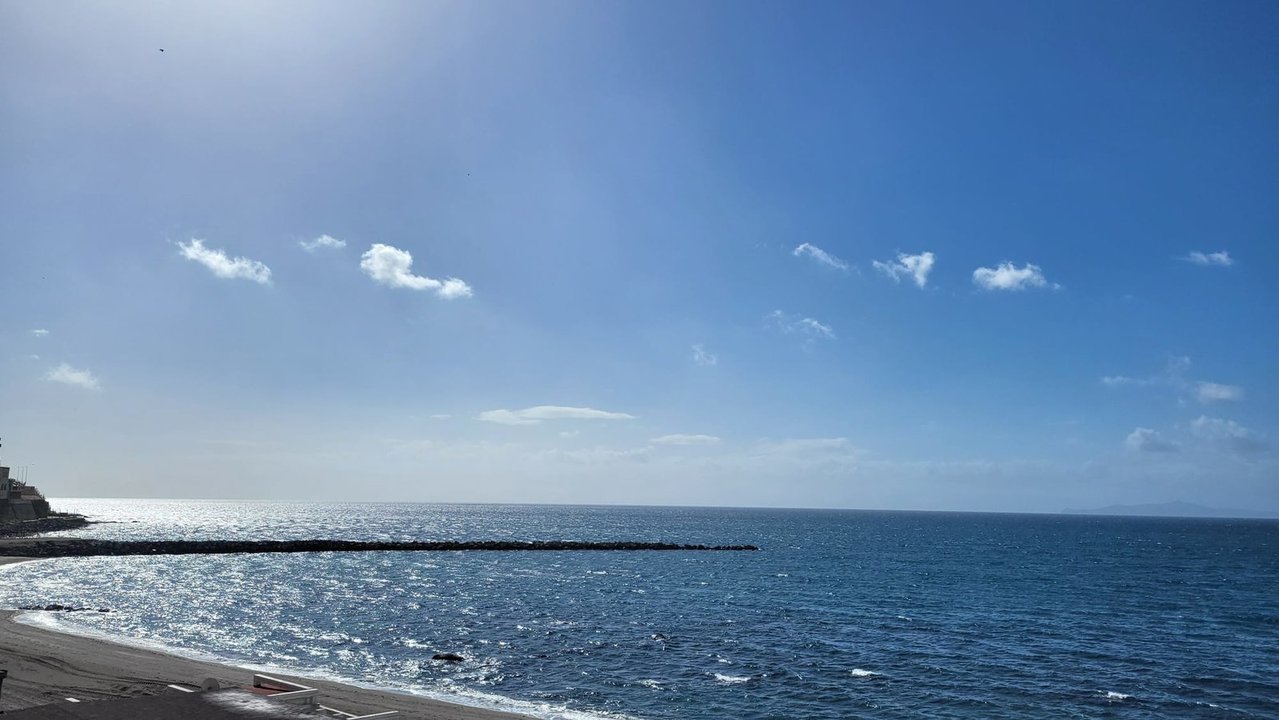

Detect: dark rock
0,515,91,538
0,538,759,558
432,653,465,663
18,603,110,613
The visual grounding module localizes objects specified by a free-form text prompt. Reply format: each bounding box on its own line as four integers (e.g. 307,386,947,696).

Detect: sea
1,500,1276,719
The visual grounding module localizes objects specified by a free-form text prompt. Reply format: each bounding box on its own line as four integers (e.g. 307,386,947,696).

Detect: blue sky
2,0,1276,511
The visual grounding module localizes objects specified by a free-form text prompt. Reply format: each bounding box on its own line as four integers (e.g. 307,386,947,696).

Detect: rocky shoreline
0,514,91,538
0,537,759,558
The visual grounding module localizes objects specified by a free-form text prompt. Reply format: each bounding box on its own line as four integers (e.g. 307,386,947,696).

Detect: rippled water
2,500,1277,719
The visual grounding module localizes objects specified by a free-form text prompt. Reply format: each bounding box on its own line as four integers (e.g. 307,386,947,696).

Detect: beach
0,557,532,720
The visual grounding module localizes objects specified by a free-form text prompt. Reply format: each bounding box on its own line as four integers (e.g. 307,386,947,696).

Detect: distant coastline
1062,501,1279,519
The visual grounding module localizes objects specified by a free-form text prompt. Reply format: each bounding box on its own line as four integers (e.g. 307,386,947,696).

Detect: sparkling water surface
2,500,1276,719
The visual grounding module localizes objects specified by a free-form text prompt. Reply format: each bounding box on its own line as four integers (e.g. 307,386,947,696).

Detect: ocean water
2,500,1277,719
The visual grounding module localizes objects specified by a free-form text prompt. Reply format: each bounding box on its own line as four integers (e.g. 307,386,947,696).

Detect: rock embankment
0,514,90,538
0,538,759,558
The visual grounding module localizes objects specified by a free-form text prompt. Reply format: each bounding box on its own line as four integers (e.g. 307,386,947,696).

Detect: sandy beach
0,558,532,720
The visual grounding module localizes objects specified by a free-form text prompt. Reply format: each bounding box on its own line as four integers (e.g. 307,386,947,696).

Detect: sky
2,0,1276,512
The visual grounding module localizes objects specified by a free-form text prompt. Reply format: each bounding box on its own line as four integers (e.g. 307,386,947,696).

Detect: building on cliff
0,465,52,522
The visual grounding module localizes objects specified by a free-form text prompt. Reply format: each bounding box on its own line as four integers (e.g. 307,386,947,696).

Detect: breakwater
0,538,759,558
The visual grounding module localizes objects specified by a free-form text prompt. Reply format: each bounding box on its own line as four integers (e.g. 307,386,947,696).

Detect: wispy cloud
1123,427,1180,453
873,251,935,288
177,239,272,284
766,310,835,340
299,234,347,252
759,437,854,454
1191,416,1268,456
1102,357,1242,405
360,244,472,299
31,329,49,337
972,261,1056,291
1100,375,1157,388
1183,251,1233,267
543,446,652,464
479,406,636,426
45,362,100,390
792,243,849,271
651,434,721,446
692,344,718,367
1196,382,1243,403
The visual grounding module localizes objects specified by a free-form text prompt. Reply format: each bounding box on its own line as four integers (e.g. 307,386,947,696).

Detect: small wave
638,679,663,689
713,673,751,684
775,573,789,577
1105,691,1132,701
850,668,880,678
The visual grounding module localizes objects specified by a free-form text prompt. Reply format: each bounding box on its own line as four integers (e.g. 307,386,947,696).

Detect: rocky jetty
0,538,758,558
18,604,111,613
0,514,90,537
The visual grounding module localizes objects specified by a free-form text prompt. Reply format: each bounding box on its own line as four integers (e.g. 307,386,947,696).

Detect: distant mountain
1062,501,1279,519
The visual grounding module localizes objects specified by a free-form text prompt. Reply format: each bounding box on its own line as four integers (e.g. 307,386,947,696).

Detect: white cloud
299,234,347,252
1123,427,1180,453
1183,251,1233,267
766,310,835,340
544,446,652,464
478,405,636,426
359,243,472,299
45,363,100,390
1196,382,1243,403
1103,358,1244,406
1191,416,1268,455
558,430,581,439
692,344,718,367
792,243,849,271
759,437,854,453
31,329,49,337
177,239,272,284
873,251,935,288
651,434,721,446
28,354,40,360
972,261,1056,291
429,414,452,420
1101,376,1148,388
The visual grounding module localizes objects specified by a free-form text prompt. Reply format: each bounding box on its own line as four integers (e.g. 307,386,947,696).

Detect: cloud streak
1183,251,1233,267
178,239,272,284
1102,357,1242,405
651,434,721,446
45,363,100,390
873,251,935,288
972,261,1056,291
766,310,835,340
31,329,49,337
479,406,636,425
300,234,347,252
360,244,472,299
1124,427,1180,453
692,344,718,367
1196,382,1243,403
1191,416,1268,456
793,243,849,271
